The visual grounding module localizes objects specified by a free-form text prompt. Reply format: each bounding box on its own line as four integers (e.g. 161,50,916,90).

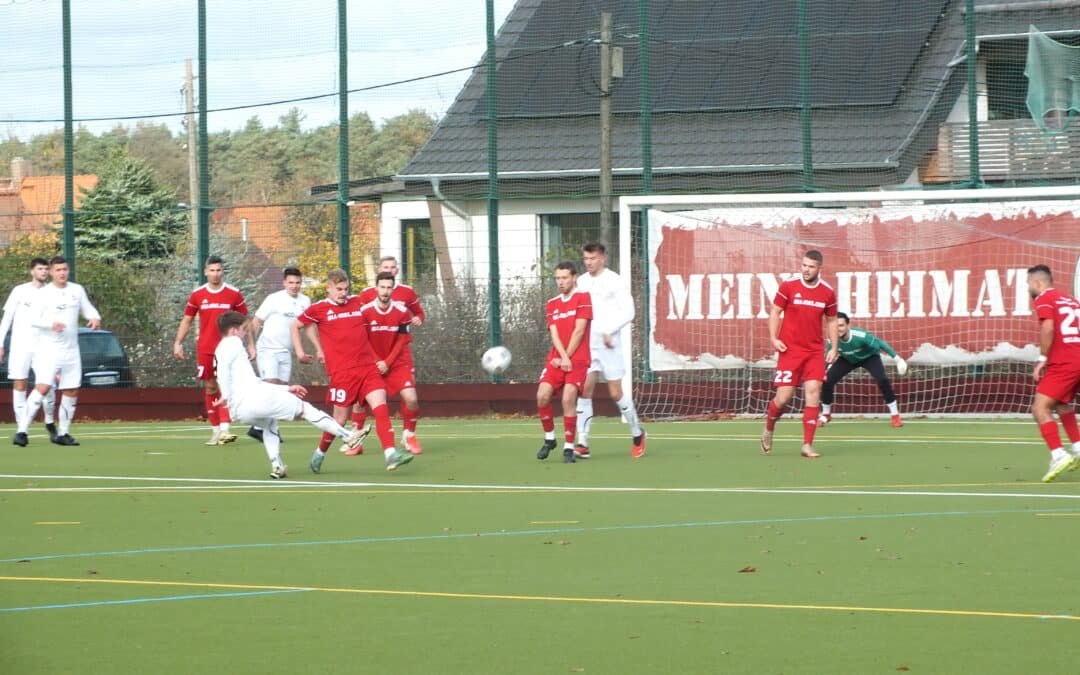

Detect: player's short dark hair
804,250,824,264
205,255,224,268
375,271,395,284
49,256,67,266
29,257,49,268
582,241,606,255
216,310,247,335
555,261,578,275
283,267,302,278
1027,264,1052,281
837,311,850,322
379,255,398,265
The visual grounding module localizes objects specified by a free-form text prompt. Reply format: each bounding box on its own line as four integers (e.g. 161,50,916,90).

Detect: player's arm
768,303,786,352
0,291,16,360
213,342,236,405
607,277,635,338
549,324,571,365
564,317,589,365
1034,317,1054,381
78,287,102,330
408,298,425,327
824,314,839,364
174,311,194,359
384,325,411,368
291,319,314,363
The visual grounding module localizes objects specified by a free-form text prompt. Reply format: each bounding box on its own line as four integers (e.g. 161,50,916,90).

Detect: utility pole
598,11,613,248
184,59,198,241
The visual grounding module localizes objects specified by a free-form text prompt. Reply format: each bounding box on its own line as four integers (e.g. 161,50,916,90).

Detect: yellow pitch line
0,575,1074,622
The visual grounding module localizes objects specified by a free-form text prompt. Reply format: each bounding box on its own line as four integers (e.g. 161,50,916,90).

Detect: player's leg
41,386,57,441
365,386,411,471
1053,402,1080,464
763,352,799,454
863,355,901,427
209,376,234,441
399,387,422,455
561,383,580,463
197,355,223,444
819,358,855,424
1033,390,1072,482
9,348,33,436
536,378,558,460
16,352,56,444
257,417,287,479
351,403,369,432
800,378,823,458
607,376,646,458
575,367,598,457
11,379,27,443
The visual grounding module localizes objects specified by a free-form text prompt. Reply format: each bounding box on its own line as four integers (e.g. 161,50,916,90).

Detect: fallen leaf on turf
858,536,868,541
558,540,571,545
738,566,756,573
897,667,910,671
570,667,585,672
86,569,98,575
543,540,553,545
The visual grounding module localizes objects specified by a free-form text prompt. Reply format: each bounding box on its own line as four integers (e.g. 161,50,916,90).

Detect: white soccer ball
481,346,512,374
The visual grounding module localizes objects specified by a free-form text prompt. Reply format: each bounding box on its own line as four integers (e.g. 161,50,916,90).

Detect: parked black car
0,327,134,388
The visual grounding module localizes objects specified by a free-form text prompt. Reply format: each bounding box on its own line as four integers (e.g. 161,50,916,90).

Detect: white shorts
30,351,81,389
588,341,627,381
256,350,292,382
6,345,34,380
229,382,301,424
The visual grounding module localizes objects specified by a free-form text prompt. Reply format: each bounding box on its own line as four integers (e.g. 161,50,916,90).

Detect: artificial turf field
1,417,1078,674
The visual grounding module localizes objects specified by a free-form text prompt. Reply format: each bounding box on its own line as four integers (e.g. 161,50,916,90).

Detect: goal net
619,188,1080,419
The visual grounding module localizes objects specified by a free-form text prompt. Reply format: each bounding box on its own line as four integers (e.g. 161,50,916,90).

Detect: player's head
802,250,823,283
375,271,396,304
29,257,49,282
836,311,850,338
1027,264,1053,298
582,241,607,275
49,256,69,285
378,256,399,277
282,267,302,296
554,261,578,295
204,256,225,285
216,310,249,338
326,268,350,304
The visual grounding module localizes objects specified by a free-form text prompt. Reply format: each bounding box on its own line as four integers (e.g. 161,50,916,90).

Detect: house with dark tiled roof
314,0,1080,285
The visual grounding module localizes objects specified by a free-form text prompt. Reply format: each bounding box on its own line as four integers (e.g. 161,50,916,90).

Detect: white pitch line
0,473,1077,500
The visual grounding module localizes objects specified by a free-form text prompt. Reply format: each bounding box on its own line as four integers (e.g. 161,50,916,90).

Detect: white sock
1051,447,1068,462
43,390,56,424
261,420,282,463
58,395,77,436
576,398,593,446
1072,441,1080,456
12,389,26,429
220,422,231,434
384,446,395,459
887,400,899,416
821,403,832,415
300,402,349,439
544,431,555,442
617,394,642,437
19,390,44,434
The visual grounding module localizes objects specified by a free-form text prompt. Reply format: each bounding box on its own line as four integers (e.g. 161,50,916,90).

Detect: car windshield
80,333,125,359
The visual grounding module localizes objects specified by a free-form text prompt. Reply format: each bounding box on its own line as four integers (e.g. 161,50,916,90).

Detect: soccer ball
481,346,512,374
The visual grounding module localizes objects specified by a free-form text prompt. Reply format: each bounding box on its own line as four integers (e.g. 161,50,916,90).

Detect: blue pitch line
3,507,1079,564
0,588,310,612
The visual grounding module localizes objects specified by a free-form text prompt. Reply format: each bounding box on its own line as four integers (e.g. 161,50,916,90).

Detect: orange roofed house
0,157,97,246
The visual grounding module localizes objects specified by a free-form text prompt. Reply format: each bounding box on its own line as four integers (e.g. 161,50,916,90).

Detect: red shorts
197,353,216,381
538,360,589,392
326,365,386,408
773,349,826,387
383,360,417,397
1037,363,1080,403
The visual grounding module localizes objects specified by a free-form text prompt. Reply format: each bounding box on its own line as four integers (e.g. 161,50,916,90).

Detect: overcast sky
0,0,516,140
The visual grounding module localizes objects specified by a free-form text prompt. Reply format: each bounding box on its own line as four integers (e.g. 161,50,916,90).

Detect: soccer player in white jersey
246,267,311,442
1,257,59,445
16,256,102,446
214,311,366,478
575,242,646,458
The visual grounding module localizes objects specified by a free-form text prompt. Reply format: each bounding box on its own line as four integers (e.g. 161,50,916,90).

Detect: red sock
803,406,819,445
218,403,231,423
538,404,555,433
1039,420,1063,452
371,403,395,450
352,407,368,428
766,400,784,431
204,393,220,427
402,405,419,434
319,431,335,452
563,416,577,446
1059,411,1080,445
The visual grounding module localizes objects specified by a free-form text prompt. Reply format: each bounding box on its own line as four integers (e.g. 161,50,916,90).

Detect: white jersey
215,334,262,410
576,268,634,348
31,282,101,353
254,290,311,352
0,282,45,353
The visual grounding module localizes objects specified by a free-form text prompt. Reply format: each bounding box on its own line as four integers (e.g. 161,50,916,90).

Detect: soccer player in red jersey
536,261,592,463
362,271,423,455
351,256,425,435
1026,265,1080,483
761,250,839,459
291,268,413,474
173,256,250,446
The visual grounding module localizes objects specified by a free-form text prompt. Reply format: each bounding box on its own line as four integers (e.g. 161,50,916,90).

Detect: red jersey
297,296,376,376
1033,287,1080,366
773,277,837,352
546,291,593,365
361,299,413,363
358,283,424,323
184,283,248,355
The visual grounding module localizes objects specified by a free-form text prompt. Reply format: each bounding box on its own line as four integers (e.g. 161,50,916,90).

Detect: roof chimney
10,157,31,187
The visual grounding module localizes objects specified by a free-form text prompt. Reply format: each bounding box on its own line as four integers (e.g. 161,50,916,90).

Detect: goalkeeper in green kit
818,312,907,428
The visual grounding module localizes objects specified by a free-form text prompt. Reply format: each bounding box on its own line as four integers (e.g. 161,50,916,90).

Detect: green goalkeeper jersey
827,327,897,364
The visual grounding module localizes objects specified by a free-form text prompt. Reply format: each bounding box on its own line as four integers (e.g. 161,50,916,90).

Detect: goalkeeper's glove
895,356,908,376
